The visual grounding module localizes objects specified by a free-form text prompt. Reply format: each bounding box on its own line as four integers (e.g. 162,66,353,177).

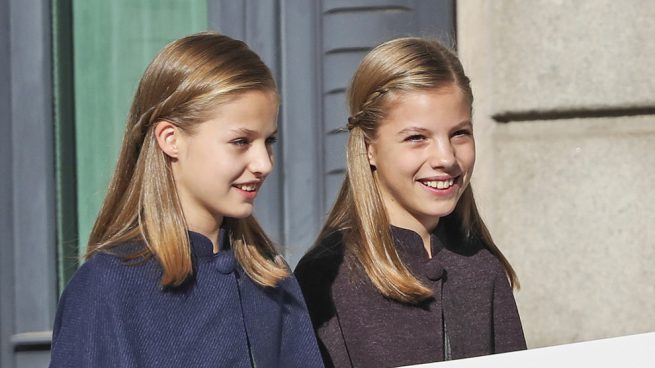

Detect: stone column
458,0,655,348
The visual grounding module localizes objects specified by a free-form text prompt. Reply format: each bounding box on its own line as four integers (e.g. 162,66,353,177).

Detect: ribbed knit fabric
295,225,526,368
50,230,324,368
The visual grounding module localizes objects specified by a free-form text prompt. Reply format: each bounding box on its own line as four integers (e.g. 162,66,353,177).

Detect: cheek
215,154,241,178
186,145,236,181
399,156,422,176
457,143,476,171
467,150,476,171
378,149,417,177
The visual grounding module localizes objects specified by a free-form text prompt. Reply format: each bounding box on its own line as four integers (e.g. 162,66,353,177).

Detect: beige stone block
485,116,655,348
485,0,655,114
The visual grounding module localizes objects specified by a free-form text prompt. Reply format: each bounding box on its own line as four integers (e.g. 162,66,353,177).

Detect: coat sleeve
492,267,528,353
49,257,125,368
294,257,352,368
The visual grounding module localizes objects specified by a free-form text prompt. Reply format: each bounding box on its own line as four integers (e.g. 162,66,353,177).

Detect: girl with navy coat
50,32,323,368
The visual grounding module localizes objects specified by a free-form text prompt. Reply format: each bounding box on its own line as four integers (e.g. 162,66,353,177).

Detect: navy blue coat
50,231,324,368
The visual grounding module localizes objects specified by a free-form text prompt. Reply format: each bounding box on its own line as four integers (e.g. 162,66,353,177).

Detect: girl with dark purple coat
295,37,526,368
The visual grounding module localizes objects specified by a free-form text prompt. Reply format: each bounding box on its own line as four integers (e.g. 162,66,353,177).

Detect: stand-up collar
390,225,445,258
188,229,235,274
390,225,446,281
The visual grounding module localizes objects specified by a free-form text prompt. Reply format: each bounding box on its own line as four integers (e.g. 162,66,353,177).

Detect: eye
230,137,250,146
404,134,426,143
265,135,278,145
452,129,472,138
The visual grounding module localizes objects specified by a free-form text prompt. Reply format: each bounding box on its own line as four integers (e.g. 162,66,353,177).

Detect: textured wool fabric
295,225,526,368
50,230,324,368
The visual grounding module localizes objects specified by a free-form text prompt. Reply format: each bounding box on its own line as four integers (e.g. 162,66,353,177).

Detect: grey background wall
457,0,655,348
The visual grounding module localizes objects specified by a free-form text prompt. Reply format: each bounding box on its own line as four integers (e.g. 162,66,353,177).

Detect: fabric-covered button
214,251,236,274
424,258,445,281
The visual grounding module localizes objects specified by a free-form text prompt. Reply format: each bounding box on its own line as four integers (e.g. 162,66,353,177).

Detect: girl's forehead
386,84,467,105
195,90,278,133
381,87,470,123
204,90,278,115
208,88,278,111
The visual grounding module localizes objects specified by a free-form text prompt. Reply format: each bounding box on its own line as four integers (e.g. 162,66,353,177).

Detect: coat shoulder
294,231,347,285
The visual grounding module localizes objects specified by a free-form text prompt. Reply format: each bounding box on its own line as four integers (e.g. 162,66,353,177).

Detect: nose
429,137,457,169
249,141,274,177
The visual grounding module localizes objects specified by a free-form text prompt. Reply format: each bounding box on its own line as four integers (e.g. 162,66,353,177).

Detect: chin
426,205,457,219
224,206,254,220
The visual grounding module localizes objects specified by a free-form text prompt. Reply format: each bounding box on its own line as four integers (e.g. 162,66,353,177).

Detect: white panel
404,333,655,367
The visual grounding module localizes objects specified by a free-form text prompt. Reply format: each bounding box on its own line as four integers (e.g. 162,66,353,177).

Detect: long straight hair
87,32,288,288
316,37,519,303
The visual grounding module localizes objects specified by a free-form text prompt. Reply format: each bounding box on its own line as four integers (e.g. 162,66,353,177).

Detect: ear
366,142,377,167
154,120,181,159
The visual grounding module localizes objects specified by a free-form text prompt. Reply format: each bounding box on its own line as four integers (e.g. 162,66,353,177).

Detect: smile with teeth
234,183,258,192
420,178,455,190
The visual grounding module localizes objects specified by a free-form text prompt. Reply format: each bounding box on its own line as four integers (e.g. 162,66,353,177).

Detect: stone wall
457,0,655,348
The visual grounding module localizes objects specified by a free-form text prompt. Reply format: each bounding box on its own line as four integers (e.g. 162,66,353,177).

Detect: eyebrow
451,121,474,132
230,128,256,135
230,128,278,136
396,126,431,136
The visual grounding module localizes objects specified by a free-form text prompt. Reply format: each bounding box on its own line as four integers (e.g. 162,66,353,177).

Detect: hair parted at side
317,37,519,304
87,32,288,288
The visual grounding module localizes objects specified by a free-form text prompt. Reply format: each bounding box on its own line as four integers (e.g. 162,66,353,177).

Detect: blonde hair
87,32,288,288
317,37,518,303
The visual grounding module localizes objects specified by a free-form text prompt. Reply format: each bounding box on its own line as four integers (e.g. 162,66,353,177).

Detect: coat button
424,258,445,281
214,252,236,274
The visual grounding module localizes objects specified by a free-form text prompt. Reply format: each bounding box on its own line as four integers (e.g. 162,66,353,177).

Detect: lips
232,181,262,200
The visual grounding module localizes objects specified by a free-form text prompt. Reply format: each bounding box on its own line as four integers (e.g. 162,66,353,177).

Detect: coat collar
390,224,447,281
188,228,235,274
390,224,446,259
187,229,228,256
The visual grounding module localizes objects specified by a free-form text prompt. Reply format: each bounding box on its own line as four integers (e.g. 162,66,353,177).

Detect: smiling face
166,90,278,233
367,84,475,233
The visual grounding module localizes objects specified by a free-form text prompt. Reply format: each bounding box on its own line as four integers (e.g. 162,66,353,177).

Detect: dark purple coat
294,225,526,368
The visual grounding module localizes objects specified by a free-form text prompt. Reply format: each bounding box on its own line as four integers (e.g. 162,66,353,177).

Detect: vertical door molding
2,0,59,366
279,0,324,265
0,0,15,365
